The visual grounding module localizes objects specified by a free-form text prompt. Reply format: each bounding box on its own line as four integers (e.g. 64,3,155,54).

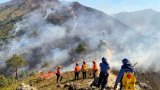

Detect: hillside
0,0,134,70
0,0,49,42
113,9,160,32
1,69,159,90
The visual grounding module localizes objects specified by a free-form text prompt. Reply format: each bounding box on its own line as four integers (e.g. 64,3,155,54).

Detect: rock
64,83,70,88
57,84,64,88
68,82,78,90
90,77,99,87
105,86,111,90
16,83,37,90
138,82,152,90
79,87,92,90
91,86,96,89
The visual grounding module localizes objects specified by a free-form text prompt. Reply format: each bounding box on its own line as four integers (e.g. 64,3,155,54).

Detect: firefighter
75,63,81,80
97,57,110,90
114,58,136,90
56,66,62,83
81,61,88,79
92,61,98,78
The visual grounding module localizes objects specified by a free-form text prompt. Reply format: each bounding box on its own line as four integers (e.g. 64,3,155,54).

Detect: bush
75,43,87,53
29,72,36,77
0,75,9,87
41,62,49,68
19,71,29,78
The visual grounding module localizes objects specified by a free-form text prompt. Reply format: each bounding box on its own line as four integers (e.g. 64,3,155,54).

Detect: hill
113,9,160,32
0,0,160,90
0,0,133,70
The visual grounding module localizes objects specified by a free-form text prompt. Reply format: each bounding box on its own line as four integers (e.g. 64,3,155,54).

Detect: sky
64,0,160,14
0,0,11,4
0,0,160,14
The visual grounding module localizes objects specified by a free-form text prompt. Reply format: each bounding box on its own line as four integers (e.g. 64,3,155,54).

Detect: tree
6,54,27,79
75,43,87,53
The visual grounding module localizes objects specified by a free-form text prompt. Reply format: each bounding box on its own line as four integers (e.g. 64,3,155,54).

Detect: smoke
0,0,160,72
69,5,77,31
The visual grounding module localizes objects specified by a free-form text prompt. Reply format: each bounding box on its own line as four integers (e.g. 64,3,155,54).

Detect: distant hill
113,9,160,32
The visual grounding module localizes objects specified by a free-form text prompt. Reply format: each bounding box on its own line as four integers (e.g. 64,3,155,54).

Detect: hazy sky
64,0,160,14
0,0,11,4
0,0,160,14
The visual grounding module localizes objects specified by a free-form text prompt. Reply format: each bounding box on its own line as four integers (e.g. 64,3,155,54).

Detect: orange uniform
75,66,81,72
92,61,98,78
81,61,88,79
81,64,88,72
75,63,80,80
93,63,98,71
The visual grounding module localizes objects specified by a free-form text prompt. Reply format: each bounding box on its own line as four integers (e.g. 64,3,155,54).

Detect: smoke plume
0,0,159,72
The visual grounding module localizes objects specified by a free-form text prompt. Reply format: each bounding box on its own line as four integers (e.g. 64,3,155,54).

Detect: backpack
122,70,136,90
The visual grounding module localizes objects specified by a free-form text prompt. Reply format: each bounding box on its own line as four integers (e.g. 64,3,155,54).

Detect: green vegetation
6,54,27,79
0,75,9,87
41,62,50,68
0,75,18,88
0,69,94,90
75,43,87,53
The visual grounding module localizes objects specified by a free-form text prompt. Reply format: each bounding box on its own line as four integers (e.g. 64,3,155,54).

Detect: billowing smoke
0,0,160,72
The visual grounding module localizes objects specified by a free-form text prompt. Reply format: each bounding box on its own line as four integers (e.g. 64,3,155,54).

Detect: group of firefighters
74,60,98,80
56,57,136,90
38,57,136,90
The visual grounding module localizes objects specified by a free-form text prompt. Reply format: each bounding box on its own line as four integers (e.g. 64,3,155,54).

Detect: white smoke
0,0,160,72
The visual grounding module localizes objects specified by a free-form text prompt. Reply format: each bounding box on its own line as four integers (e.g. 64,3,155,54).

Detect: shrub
0,75,9,87
75,43,87,53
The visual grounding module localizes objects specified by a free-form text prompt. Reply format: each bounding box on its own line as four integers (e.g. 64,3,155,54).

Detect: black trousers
120,83,123,90
82,71,87,79
56,74,62,83
98,72,109,90
75,72,80,80
93,70,97,78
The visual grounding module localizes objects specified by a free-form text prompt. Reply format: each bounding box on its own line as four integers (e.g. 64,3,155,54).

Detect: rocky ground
14,70,158,90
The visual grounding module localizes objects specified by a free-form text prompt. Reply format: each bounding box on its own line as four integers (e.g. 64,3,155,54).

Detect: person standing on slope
81,61,88,79
97,57,110,90
114,58,137,90
92,60,98,78
56,66,62,83
75,63,81,80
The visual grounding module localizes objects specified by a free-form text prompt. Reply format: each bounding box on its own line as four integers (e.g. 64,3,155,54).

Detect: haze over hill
113,9,160,33
0,0,160,73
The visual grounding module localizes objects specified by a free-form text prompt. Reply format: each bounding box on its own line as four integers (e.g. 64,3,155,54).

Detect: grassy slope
1,69,160,90
0,69,117,90
0,0,41,41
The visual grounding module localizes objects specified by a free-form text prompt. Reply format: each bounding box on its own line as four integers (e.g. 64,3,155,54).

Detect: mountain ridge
113,9,160,32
